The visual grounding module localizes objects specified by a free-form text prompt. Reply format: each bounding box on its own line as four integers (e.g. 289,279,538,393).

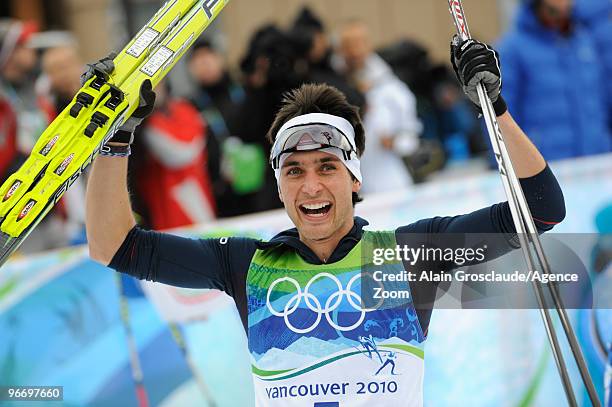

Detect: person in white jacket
338,20,422,194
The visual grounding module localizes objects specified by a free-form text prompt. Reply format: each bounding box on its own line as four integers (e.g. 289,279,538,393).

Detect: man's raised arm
86,78,155,265
451,38,546,177
86,149,136,265
397,38,565,239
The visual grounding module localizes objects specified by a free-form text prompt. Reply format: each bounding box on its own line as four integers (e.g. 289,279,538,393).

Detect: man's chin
298,221,336,242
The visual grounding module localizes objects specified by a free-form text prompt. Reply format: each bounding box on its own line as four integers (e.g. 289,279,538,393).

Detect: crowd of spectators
0,0,610,252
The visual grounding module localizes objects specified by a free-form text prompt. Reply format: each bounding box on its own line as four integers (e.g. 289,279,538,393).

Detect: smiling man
268,107,364,263
86,37,565,406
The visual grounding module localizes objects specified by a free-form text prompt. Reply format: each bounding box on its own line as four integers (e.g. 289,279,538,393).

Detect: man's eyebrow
281,160,301,168
281,155,341,168
320,156,340,163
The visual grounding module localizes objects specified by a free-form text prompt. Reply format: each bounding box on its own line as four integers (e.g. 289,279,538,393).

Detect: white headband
273,113,362,184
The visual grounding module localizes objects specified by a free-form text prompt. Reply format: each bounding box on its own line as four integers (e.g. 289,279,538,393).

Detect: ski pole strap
99,144,131,158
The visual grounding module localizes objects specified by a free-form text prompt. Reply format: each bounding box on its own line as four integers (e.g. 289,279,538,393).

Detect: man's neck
299,219,355,263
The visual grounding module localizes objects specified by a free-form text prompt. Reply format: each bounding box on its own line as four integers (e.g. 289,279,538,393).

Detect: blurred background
0,0,611,406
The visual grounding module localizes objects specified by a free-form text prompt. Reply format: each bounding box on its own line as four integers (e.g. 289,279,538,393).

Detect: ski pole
447,1,601,406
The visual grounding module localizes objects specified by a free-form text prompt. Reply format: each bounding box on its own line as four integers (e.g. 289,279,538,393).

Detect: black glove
450,36,507,116
80,52,116,86
111,79,156,144
81,53,156,144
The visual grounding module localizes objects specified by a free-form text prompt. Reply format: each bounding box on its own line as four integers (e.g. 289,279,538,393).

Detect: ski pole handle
448,0,471,41
448,0,498,121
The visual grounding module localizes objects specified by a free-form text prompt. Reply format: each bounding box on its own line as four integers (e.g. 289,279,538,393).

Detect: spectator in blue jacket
497,0,612,161
575,0,612,131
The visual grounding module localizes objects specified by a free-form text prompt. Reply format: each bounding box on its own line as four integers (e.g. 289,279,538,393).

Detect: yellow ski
0,0,230,266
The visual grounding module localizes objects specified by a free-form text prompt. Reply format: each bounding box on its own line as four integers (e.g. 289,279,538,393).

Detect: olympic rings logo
266,272,382,334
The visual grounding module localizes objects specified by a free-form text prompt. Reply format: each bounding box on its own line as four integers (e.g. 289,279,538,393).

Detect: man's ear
352,179,362,193
278,186,284,203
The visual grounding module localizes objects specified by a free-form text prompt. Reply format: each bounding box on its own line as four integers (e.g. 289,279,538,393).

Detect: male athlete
86,37,565,406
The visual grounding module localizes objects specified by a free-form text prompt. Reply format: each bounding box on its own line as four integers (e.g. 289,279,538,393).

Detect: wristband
107,128,134,144
493,95,508,117
99,144,131,157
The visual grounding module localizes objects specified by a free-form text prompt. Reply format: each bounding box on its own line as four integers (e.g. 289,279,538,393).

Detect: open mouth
299,202,332,217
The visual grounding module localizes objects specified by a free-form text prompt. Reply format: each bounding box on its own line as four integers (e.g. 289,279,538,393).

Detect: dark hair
293,7,324,32
192,38,213,51
267,83,366,205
